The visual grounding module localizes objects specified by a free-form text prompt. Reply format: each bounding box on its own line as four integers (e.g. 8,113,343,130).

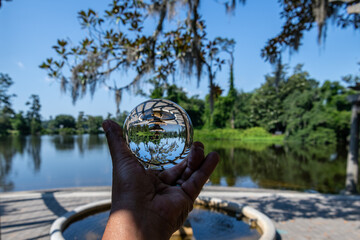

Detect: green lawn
194,127,284,142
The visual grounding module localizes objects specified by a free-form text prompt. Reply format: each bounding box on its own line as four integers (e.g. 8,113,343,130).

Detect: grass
194,127,284,142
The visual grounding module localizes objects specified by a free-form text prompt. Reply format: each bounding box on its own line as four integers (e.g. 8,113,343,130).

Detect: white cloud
44,76,53,82
17,61,24,68
103,84,110,92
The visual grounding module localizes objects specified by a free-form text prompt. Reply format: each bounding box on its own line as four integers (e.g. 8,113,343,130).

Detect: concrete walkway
1,186,360,240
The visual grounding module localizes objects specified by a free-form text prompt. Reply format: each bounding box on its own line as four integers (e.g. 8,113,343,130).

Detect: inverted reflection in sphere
123,99,193,170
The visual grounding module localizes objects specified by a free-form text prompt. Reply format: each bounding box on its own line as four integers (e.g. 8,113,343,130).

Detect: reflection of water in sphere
124,99,193,170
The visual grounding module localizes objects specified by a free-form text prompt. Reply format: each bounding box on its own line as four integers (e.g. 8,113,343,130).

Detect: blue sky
0,0,359,120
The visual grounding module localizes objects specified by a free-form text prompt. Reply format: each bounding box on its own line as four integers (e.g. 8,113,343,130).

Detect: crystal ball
123,99,193,170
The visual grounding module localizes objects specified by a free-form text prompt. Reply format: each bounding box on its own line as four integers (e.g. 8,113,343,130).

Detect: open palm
102,120,219,240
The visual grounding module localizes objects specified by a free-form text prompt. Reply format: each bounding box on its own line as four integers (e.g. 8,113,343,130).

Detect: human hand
101,120,219,240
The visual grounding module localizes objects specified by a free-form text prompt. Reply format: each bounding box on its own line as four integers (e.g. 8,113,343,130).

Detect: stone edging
50,197,276,240
195,197,276,240
50,199,111,240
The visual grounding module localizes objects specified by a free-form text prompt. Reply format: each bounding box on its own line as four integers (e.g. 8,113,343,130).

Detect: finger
158,159,187,185
176,142,205,184
181,152,220,201
102,120,137,168
159,142,204,185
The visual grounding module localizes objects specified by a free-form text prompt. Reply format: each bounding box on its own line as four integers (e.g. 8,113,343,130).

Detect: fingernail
193,142,204,151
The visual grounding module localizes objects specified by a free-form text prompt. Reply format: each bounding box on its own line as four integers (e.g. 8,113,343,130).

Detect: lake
0,134,352,193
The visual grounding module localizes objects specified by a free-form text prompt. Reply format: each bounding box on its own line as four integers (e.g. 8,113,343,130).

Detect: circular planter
50,197,276,240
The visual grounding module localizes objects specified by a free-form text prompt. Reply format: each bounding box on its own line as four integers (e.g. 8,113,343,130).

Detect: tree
53,114,76,129
210,37,237,128
233,91,252,129
149,78,166,99
261,0,360,62
40,0,210,113
250,62,288,132
0,0,11,8
40,0,360,114
200,39,226,116
26,95,42,135
0,73,15,136
87,115,103,134
76,111,87,133
115,111,129,126
11,111,29,135
149,83,205,128
281,76,351,144
250,64,321,133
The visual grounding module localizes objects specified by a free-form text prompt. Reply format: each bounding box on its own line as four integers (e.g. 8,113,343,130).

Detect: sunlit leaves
262,0,360,63
40,0,234,114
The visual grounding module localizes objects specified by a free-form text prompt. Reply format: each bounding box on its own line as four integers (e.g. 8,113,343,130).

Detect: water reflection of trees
127,124,188,169
87,134,106,149
76,134,106,155
52,135,75,150
27,136,41,172
206,141,349,193
0,136,26,191
134,138,184,169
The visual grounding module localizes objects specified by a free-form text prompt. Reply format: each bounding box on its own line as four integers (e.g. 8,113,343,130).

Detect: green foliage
0,73,15,136
307,127,337,145
149,84,205,128
203,140,347,193
0,115,11,137
149,79,165,99
10,112,29,135
194,128,243,140
283,79,351,144
194,127,283,142
40,0,211,114
233,91,252,129
138,64,352,145
59,128,76,135
0,73,15,109
26,95,42,135
247,64,352,144
211,96,234,128
87,115,104,134
76,111,87,132
53,114,76,129
115,111,129,126
242,127,271,138
262,1,360,63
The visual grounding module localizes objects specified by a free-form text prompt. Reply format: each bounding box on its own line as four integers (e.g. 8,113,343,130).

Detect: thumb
102,120,138,168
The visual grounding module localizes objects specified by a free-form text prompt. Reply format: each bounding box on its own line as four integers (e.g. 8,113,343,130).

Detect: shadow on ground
236,195,360,222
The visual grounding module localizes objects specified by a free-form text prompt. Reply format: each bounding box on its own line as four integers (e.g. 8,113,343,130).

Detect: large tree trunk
345,95,360,194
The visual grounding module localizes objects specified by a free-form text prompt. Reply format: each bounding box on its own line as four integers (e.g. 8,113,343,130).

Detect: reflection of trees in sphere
123,99,193,170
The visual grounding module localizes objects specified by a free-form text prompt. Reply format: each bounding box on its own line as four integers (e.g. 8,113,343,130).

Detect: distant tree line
1,64,358,144
150,63,357,145
0,73,121,136
0,73,43,136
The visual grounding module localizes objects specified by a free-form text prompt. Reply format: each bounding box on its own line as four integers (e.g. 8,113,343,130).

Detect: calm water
0,135,352,193
63,206,260,240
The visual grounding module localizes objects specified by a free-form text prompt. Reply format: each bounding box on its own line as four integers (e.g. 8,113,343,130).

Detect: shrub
241,127,271,138
59,128,76,135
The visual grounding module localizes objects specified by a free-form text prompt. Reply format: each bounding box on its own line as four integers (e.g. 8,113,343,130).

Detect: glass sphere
123,99,193,170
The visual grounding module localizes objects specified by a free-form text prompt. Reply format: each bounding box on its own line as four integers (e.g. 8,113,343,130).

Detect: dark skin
102,120,220,240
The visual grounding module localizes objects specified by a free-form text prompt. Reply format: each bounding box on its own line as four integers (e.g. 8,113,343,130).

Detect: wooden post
345,94,360,194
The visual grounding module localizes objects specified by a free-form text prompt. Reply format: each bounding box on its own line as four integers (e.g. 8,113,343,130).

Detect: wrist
103,208,172,240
